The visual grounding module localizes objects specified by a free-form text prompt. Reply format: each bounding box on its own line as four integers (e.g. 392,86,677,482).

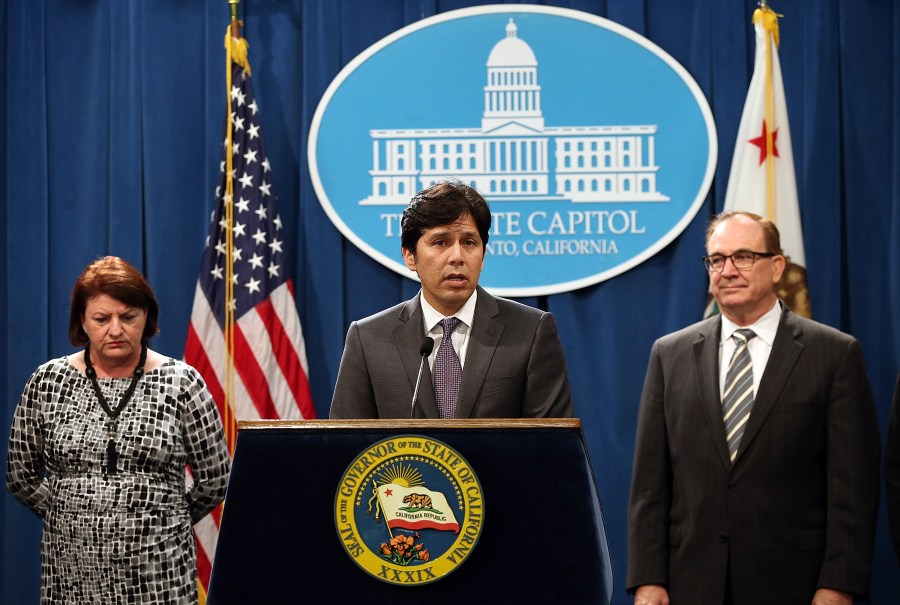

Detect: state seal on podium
334,435,484,586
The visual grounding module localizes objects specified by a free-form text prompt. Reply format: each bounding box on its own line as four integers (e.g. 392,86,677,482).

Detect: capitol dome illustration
362,19,668,205
483,19,544,133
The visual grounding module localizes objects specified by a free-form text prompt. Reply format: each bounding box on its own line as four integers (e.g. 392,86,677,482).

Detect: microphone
410,337,435,418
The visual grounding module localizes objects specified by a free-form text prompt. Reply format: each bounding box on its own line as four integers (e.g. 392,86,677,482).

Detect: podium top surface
238,417,582,431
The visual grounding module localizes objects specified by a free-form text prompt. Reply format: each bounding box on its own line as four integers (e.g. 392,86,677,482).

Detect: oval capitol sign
309,5,716,296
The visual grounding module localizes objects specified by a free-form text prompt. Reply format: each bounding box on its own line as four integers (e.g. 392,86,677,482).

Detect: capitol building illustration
360,18,669,205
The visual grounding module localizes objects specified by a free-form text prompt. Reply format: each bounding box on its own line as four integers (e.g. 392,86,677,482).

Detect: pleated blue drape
3,1,899,602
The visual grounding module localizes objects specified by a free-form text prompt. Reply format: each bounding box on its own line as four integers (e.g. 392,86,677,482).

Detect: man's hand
634,584,669,605
812,588,853,605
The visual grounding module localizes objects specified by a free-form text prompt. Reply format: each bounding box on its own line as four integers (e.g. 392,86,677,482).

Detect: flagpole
372,480,396,540
763,9,776,221
224,0,242,453
755,3,780,221
229,0,240,30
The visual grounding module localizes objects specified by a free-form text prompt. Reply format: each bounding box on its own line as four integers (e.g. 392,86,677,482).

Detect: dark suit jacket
627,308,880,605
885,372,900,564
329,286,573,419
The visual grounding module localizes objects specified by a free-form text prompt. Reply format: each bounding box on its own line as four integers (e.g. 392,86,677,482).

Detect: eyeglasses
702,250,776,273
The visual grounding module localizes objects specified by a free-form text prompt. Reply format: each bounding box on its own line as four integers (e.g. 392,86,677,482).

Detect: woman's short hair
68,256,160,346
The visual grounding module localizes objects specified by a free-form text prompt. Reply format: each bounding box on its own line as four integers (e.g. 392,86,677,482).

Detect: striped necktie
723,329,756,463
434,318,462,419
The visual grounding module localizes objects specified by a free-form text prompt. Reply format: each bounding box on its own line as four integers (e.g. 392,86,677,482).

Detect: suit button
728,483,737,491
719,534,729,543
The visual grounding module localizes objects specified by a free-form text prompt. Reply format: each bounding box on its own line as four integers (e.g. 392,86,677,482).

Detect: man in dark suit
627,211,880,605
886,371,900,564
329,180,573,419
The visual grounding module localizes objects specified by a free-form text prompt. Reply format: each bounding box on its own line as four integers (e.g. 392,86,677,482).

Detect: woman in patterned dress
6,256,231,603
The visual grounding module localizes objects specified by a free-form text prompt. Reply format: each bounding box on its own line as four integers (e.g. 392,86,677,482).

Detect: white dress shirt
718,300,782,400
420,290,478,371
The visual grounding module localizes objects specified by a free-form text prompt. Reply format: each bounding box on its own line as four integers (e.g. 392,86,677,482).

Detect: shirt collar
720,299,782,347
420,289,478,333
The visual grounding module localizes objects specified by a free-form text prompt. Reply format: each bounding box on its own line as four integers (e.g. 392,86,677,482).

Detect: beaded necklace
83,345,147,475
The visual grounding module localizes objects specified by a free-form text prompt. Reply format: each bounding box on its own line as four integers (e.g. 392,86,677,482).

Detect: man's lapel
455,287,502,418
734,309,803,463
694,318,733,471
395,294,439,418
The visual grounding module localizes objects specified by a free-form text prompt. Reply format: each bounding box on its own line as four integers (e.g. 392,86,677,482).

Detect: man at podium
329,179,573,419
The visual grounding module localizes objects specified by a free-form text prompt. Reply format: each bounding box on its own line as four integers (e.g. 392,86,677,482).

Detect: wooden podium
207,419,613,604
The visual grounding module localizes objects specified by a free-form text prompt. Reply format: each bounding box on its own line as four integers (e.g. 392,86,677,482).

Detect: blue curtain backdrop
2,1,899,602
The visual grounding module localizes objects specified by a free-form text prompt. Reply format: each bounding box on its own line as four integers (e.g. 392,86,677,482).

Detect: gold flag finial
224,0,251,76
753,4,781,48
228,0,242,39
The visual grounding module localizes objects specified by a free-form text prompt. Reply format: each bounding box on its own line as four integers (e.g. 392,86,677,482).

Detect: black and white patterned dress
6,356,231,604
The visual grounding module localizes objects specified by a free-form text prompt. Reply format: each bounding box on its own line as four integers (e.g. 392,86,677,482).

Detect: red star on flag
748,119,779,165
384,488,393,497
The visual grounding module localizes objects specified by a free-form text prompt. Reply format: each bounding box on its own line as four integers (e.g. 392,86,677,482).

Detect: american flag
184,53,316,596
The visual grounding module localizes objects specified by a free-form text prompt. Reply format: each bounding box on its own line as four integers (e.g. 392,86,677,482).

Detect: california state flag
378,483,460,534
722,6,811,317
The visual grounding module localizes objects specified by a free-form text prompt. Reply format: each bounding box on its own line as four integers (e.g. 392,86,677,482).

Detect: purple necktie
434,318,462,419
